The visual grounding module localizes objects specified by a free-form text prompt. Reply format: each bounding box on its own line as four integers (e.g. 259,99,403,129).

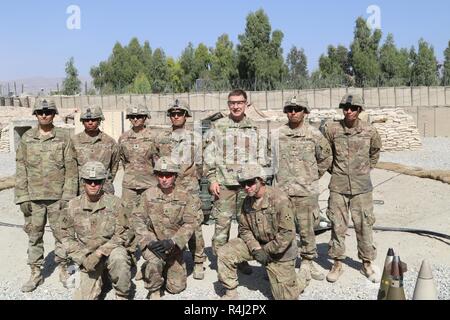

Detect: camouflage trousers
326,191,377,262
141,247,187,294
188,223,206,264
290,195,321,260
211,186,246,255
74,247,131,300
21,200,67,267
218,238,300,300
121,188,146,254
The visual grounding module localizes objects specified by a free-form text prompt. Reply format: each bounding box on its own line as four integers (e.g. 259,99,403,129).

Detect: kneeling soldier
131,157,202,299
217,164,301,300
60,161,132,300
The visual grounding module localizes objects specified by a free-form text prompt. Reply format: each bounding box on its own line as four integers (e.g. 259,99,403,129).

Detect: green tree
286,46,308,87
349,17,382,86
410,39,439,86
194,43,212,80
179,42,196,91
315,45,352,87
379,34,411,85
132,72,152,94
442,41,450,86
62,57,82,95
151,48,170,93
237,9,285,90
210,34,238,86
167,57,184,93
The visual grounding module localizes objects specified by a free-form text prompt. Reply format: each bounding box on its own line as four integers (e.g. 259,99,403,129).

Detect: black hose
350,225,450,240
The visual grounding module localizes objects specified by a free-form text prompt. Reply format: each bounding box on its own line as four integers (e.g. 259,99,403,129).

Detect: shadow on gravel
42,251,57,280
315,243,362,272
237,266,272,299
204,247,217,271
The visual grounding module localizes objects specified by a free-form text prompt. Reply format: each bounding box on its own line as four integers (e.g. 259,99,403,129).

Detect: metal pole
14,82,17,96
22,84,24,94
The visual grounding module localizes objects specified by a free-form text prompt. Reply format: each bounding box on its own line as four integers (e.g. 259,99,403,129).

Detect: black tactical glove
149,239,175,260
19,201,32,215
253,249,271,266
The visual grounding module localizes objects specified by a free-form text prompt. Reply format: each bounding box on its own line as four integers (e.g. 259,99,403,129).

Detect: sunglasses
342,105,360,112
82,118,101,123
157,172,177,178
285,106,305,113
84,179,104,186
35,110,55,116
169,111,186,118
128,115,146,120
239,178,258,188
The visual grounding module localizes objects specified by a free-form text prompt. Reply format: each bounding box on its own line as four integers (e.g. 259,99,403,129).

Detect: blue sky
0,0,449,80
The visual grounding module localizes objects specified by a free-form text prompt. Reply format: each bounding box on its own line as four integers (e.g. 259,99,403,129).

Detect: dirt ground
0,168,449,300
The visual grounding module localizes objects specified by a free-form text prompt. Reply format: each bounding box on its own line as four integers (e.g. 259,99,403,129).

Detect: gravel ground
380,137,450,170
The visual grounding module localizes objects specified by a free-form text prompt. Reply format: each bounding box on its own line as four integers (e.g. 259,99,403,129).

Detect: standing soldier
204,89,268,274
72,105,120,195
274,96,332,286
15,99,78,292
217,164,300,300
153,99,206,280
323,94,382,283
131,157,201,299
60,162,132,300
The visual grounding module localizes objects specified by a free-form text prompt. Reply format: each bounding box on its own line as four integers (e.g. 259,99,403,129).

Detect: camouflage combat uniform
323,118,381,262
131,185,201,295
15,125,78,269
217,186,300,300
154,127,205,265
275,121,332,260
204,115,268,254
60,192,132,299
72,131,120,195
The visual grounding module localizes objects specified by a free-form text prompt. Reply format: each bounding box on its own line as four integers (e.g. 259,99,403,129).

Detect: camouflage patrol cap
283,95,310,114
80,161,107,180
32,99,59,115
126,104,150,118
153,156,180,174
80,105,105,121
166,99,192,117
238,164,267,182
339,94,365,111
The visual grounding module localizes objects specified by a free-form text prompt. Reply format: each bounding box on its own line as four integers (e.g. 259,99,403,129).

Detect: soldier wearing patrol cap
15,98,78,292
217,164,301,300
153,99,206,280
131,157,202,299
274,96,332,287
323,93,382,283
72,105,120,195
60,161,132,300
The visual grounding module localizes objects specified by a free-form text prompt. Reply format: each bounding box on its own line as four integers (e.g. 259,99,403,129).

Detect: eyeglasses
84,179,104,186
35,110,55,116
285,106,305,113
169,111,186,118
239,178,257,188
128,115,146,120
342,105,360,112
227,100,247,107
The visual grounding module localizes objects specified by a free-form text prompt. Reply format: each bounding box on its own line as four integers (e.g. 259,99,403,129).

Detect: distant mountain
0,76,92,96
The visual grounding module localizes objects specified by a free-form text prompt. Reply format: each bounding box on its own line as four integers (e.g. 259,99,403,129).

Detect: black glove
149,239,175,260
19,201,32,215
253,249,271,266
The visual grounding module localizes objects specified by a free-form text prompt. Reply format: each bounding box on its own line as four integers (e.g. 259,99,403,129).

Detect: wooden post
265,90,268,110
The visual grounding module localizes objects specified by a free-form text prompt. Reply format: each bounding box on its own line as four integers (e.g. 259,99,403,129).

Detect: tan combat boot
301,259,325,281
58,264,70,288
147,290,161,300
21,266,44,293
326,260,344,283
360,261,379,283
193,263,205,280
135,269,143,281
297,268,310,293
115,293,129,300
237,261,252,275
221,288,238,300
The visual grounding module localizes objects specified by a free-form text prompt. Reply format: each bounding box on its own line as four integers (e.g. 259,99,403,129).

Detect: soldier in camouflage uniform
60,161,132,300
323,94,382,283
131,157,202,299
72,106,120,195
217,164,300,300
153,99,206,280
204,89,269,275
15,99,78,292
274,96,332,285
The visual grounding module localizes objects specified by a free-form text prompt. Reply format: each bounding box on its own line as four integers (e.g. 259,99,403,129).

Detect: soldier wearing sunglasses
15,99,78,292
153,99,206,280
273,96,332,290
323,94,382,283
